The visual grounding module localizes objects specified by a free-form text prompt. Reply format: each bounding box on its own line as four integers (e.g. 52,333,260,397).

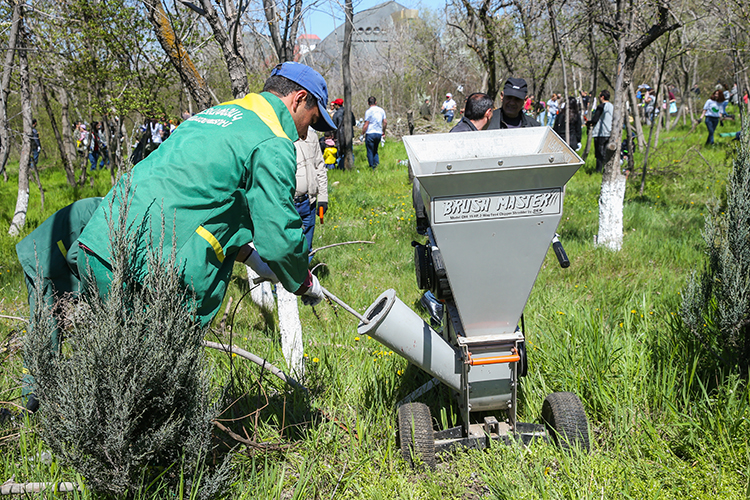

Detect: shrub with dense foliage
682,126,750,374
24,179,232,499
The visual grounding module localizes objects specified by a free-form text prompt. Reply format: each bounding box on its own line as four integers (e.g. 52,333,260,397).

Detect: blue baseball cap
270,62,337,132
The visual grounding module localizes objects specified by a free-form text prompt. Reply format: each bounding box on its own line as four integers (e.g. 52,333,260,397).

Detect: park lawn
1,119,748,499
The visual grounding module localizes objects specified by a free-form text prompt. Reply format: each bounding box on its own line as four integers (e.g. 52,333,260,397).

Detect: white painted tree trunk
245,265,274,312
277,285,304,377
8,187,29,236
596,174,626,250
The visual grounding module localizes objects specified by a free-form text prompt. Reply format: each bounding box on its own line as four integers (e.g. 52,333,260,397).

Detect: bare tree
9,10,32,236
143,0,214,109
596,1,680,250
341,0,354,170
262,0,303,63
0,1,22,181
448,0,512,100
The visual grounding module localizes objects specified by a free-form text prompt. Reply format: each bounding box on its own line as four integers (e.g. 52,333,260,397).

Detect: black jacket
449,116,479,132
486,109,540,129
552,109,582,146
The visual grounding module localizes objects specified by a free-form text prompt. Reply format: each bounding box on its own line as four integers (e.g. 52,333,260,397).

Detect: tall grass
1,119,748,498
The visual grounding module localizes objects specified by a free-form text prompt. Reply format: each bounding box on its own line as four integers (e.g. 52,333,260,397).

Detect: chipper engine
356,127,590,466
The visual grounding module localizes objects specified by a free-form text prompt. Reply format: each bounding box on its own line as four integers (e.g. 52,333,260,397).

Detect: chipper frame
356,128,590,467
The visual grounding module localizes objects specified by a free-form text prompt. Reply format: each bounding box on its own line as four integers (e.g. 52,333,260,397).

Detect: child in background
321,131,337,169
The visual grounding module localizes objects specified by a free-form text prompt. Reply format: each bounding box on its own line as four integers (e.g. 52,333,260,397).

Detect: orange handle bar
318,206,324,224
467,348,520,366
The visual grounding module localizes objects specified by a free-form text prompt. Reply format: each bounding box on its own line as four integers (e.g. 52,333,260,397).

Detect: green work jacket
77,92,308,324
16,197,103,296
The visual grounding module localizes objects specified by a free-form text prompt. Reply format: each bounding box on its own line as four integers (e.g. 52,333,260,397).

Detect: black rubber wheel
517,341,527,378
542,392,590,452
397,402,436,469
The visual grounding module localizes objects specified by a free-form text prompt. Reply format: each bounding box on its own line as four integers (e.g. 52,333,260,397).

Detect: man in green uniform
76,62,333,326
15,197,103,412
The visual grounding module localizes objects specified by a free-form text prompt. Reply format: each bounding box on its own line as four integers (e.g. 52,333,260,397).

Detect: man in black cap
487,78,540,129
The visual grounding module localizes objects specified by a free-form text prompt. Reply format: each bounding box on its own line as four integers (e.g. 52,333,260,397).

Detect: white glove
301,274,324,307
244,248,279,283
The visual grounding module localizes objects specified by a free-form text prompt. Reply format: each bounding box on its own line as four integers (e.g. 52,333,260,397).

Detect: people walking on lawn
362,96,387,169
700,89,728,146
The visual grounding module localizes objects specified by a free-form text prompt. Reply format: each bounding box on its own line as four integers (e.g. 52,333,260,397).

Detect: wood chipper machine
355,127,590,466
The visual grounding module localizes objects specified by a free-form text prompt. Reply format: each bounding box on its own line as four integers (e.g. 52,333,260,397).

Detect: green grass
1,119,748,498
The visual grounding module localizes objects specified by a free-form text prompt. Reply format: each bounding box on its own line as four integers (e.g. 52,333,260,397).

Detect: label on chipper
433,188,562,223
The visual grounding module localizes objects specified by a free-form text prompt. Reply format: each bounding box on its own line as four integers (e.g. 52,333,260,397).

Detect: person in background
450,93,494,132
580,91,591,120
362,96,387,169
30,118,41,168
88,121,101,171
320,131,337,169
331,98,354,164
419,97,432,120
546,93,559,127
699,89,727,146
524,95,533,116
552,96,582,149
487,78,541,129
96,121,109,170
586,89,614,173
294,127,329,261
441,93,457,123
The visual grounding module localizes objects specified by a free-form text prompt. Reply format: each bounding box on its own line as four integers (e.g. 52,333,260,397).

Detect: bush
681,126,750,375
24,178,232,499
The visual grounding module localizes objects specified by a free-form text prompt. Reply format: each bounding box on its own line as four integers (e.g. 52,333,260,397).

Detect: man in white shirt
362,96,387,169
441,93,457,123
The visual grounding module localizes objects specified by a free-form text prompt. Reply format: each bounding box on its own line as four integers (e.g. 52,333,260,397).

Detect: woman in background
699,89,726,146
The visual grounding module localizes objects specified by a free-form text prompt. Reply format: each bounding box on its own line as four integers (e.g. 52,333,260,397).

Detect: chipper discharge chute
357,127,589,466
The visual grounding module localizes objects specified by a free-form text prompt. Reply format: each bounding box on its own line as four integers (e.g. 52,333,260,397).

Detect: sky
299,0,446,40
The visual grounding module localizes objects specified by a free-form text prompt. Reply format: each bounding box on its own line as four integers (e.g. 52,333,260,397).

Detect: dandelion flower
313,357,319,363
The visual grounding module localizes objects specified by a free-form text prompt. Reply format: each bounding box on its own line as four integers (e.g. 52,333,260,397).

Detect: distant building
312,1,419,68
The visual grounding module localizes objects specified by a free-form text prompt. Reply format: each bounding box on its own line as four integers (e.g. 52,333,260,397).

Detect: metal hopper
404,127,582,338
354,127,590,464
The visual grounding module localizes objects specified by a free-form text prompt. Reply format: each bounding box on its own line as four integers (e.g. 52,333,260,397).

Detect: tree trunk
0,1,22,181
197,0,248,98
39,79,76,186
596,35,629,251
247,267,275,312
583,11,598,161
597,4,679,250
547,0,569,142
277,286,303,377
143,0,214,109
628,83,645,148
9,16,32,236
341,0,354,171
